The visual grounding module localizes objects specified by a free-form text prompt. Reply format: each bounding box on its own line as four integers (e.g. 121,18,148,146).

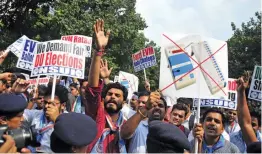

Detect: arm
236,76,257,144
120,109,146,139
84,19,110,120
120,91,160,139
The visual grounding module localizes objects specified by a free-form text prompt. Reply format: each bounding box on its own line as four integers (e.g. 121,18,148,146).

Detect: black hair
45,84,69,103
172,103,188,117
177,97,193,110
51,133,73,153
102,82,128,101
160,97,168,110
250,112,261,127
202,108,226,126
138,91,150,98
38,85,47,96
69,83,79,89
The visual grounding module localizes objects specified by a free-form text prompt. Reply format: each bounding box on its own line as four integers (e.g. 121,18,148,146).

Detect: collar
203,135,225,153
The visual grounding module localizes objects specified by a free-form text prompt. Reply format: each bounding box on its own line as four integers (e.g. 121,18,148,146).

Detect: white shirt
121,104,136,120
127,120,148,153
23,109,68,153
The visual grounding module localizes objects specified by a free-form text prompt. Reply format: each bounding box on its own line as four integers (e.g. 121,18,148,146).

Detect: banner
28,77,49,85
7,35,29,57
248,66,262,101
61,35,92,57
159,34,228,101
193,78,237,110
193,98,237,110
132,46,157,72
118,71,139,100
31,40,86,79
16,38,38,71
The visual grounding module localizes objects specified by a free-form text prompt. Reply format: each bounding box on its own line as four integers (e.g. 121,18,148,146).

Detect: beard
104,99,123,114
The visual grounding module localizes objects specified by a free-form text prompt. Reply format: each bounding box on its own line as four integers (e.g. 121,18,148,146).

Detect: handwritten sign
248,66,262,101
61,35,92,57
28,77,49,85
31,40,86,79
132,46,157,72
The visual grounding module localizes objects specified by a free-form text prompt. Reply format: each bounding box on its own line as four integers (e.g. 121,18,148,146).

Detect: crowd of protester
0,19,261,153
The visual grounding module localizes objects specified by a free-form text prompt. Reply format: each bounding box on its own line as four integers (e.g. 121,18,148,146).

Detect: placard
16,38,38,71
31,40,86,79
7,35,29,57
61,35,92,57
118,71,139,100
248,66,262,101
132,46,157,72
160,34,228,101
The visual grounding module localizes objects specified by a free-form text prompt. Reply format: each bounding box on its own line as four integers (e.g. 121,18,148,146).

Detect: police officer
50,112,97,153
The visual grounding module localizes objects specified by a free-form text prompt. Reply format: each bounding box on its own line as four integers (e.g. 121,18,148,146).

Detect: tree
0,0,161,89
228,12,261,78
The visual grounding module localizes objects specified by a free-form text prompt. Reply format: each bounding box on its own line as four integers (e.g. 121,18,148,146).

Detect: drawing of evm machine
165,44,196,90
191,41,226,94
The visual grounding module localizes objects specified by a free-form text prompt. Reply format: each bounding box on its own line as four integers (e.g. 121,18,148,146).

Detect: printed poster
159,34,228,101
118,71,139,100
132,46,157,72
248,66,262,101
61,35,92,57
7,35,29,57
16,38,38,71
193,78,238,110
31,40,86,79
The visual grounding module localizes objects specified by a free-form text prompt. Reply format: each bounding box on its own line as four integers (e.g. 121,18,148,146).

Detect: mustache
152,108,161,114
207,125,217,130
105,99,118,105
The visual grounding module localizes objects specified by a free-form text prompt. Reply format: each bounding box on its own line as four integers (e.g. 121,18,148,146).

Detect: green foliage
228,12,261,78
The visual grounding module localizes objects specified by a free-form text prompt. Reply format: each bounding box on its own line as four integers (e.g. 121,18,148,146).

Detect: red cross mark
160,34,227,96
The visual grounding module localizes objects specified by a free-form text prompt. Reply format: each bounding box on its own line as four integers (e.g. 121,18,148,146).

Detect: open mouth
207,126,216,133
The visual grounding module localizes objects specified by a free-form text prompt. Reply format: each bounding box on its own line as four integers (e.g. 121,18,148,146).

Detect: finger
104,59,108,67
96,19,100,31
93,24,97,34
109,67,113,73
100,59,105,67
21,148,31,153
97,19,101,31
8,145,17,153
0,135,15,152
106,30,110,39
101,19,104,31
12,78,20,89
25,84,30,91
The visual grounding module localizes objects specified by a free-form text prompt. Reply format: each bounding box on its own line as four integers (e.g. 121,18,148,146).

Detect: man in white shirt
23,84,68,153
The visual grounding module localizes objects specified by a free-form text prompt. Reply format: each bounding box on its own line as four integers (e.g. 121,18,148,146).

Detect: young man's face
138,96,149,108
104,88,124,114
130,98,138,111
170,109,186,126
5,112,24,129
70,86,79,97
36,95,45,109
251,116,259,131
44,95,65,118
227,110,237,123
203,112,224,138
148,100,166,122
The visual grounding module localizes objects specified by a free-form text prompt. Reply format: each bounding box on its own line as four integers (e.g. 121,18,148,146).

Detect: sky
135,0,261,45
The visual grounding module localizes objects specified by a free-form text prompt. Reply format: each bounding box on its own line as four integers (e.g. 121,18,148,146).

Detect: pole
51,75,57,101
143,68,147,81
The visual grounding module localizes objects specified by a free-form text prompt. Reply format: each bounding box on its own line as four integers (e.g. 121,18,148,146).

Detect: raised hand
236,71,250,93
11,78,30,93
193,123,204,142
0,72,12,81
93,19,110,50
0,135,17,153
100,59,112,79
45,102,60,122
146,91,161,110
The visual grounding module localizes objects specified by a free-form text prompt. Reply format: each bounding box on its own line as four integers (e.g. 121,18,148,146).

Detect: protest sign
159,34,228,101
248,66,262,101
28,77,49,85
132,46,157,72
7,35,29,57
114,76,119,83
61,35,92,57
118,71,139,100
31,40,86,79
193,78,237,110
16,38,38,71
193,98,237,110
